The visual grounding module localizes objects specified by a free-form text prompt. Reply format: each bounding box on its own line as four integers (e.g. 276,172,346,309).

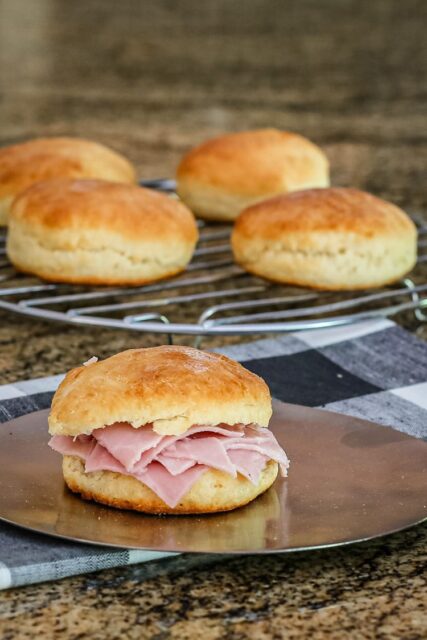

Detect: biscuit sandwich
48,346,289,514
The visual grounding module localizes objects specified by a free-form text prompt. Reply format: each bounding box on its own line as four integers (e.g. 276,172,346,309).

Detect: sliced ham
227,450,270,484
222,428,290,476
85,442,128,474
155,453,195,476
133,435,177,473
136,462,208,508
49,434,95,459
92,422,163,471
49,421,289,508
128,424,245,474
165,437,236,476
186,424,246,437
224,441,289,476
86,422,246,473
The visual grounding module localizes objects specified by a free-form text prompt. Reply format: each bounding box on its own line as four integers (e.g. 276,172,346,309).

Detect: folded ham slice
49,422,289,508
85,442,128,474
93,422,163,471
49,434,95,459
154,453,194,476
165,437,237,476
227,449,270,484
136,462,208,508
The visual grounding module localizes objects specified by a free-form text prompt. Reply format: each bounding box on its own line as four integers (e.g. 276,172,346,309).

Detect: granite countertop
0,0,426,637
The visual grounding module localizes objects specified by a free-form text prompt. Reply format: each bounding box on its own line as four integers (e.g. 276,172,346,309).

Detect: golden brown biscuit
49,346,272,437
231,187,417,290
7,179,198,285
177,128,329,221
0,137,136,225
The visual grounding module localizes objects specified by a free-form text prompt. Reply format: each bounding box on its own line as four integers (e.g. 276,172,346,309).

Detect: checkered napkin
1,319,426,590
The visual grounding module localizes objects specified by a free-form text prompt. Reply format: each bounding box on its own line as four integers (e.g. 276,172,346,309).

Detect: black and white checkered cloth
0,319,426,589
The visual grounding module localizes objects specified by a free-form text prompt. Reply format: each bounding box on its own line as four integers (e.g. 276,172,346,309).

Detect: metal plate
0,401,426,554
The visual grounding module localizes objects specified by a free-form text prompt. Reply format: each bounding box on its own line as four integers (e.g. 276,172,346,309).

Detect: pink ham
49,421,289,508
92,422,246,473
85,442,127,474
133,435,177,473
92,422,163,471
136,462,208,508
223,429,290,476
227,450,270,484
165,437,236,476
155,454,195,476
127,424,245,474
186,424,246,437
49,434,95,459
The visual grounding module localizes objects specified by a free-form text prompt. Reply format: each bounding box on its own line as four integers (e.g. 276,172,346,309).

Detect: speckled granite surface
0,0,426,637
1,528,426,639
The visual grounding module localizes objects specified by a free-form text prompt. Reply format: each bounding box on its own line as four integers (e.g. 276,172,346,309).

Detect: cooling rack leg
402,278,427,323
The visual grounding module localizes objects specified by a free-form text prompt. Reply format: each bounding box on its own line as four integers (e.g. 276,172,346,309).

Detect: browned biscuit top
11,178,198,244
177,128,328,197
0,137,136,198
233,187,416,241
49,345,272,437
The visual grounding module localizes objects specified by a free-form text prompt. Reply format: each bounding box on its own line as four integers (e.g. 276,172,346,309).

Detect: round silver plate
0,401,426,554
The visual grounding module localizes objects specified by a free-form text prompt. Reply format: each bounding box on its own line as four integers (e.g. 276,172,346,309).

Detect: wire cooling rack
0,179,426,342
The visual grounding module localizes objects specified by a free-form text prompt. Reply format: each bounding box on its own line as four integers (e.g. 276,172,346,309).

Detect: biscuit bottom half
63,455,279,515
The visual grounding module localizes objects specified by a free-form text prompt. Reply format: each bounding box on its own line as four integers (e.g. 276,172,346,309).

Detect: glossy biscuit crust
48,346,273,437
231,187,417,290
7,179,198,285
177,128,329,221
63,456,278,514
0,137,136,225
